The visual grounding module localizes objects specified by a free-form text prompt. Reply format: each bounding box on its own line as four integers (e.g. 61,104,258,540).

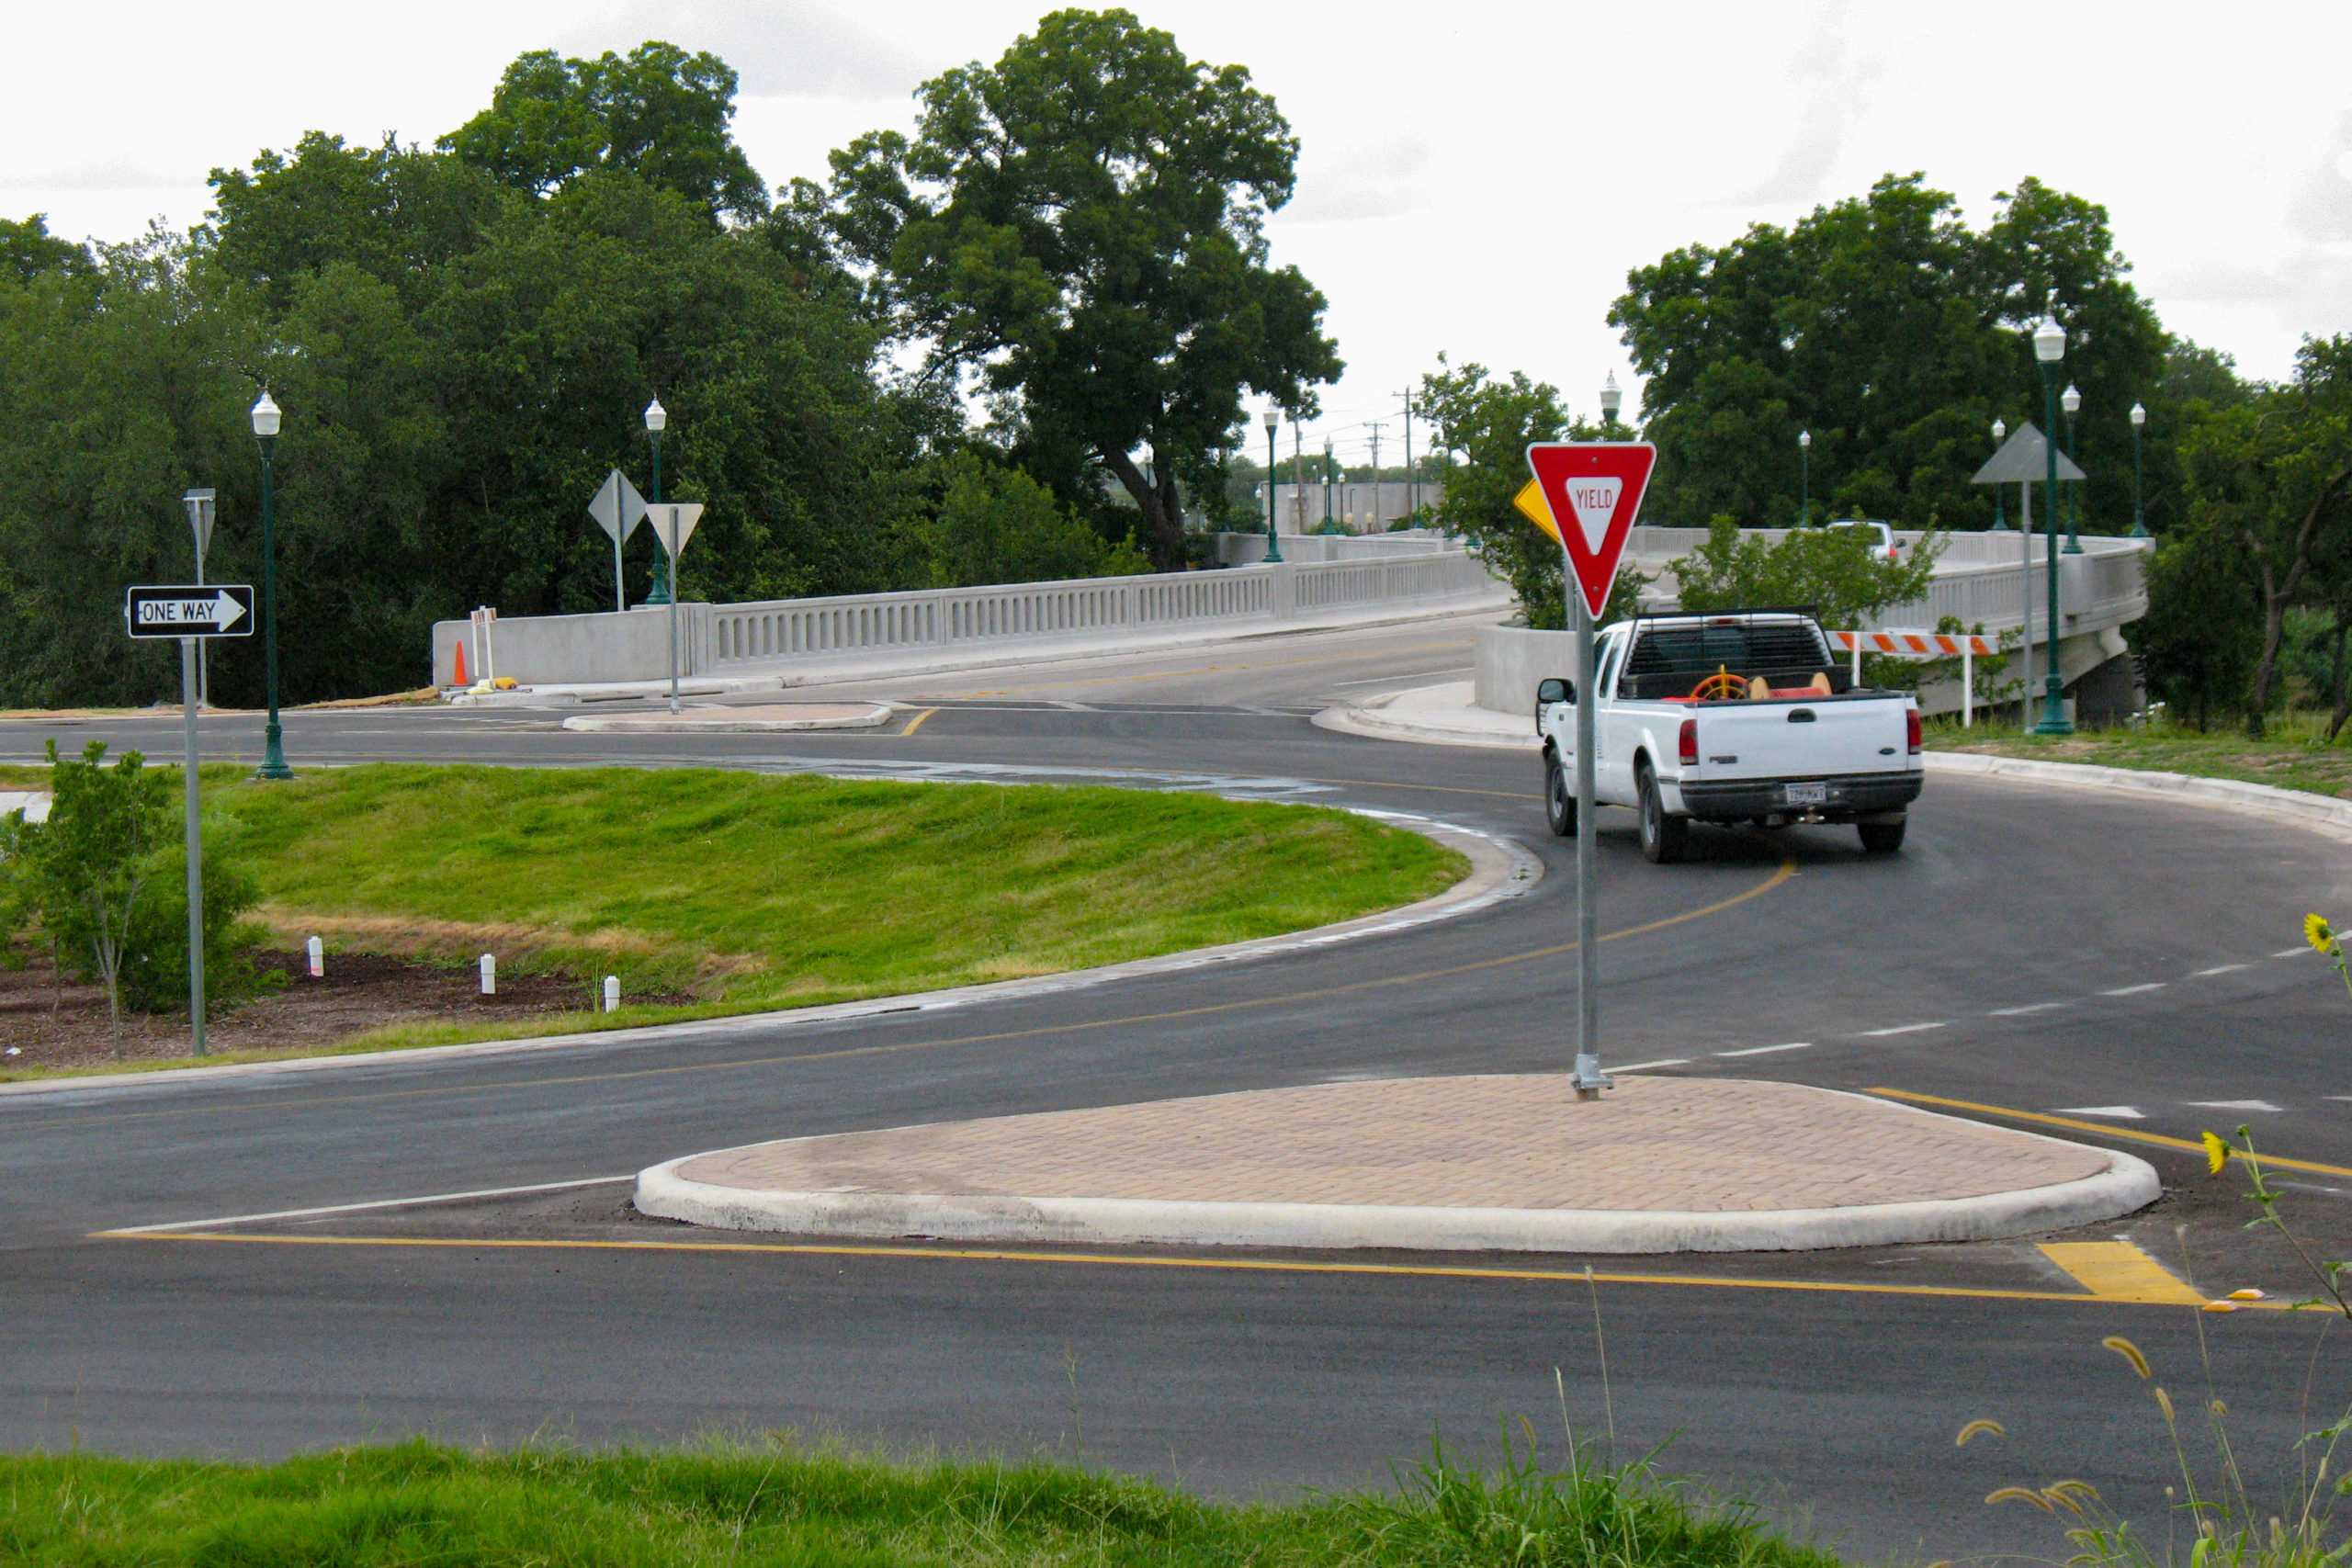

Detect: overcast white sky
7,1,2349,467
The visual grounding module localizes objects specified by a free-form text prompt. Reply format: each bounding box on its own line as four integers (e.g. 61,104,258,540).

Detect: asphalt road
6,609,2351,1562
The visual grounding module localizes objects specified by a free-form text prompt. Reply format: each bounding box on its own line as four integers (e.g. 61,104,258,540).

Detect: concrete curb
1312,694,1536,751
0,810,1539,1102
631,1123,2160,1256
559,703,893,734
1928,750,2352,843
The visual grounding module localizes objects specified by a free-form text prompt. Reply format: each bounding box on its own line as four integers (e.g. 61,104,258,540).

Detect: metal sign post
182,490,216,707
586,470,649,614
1516,444,1658,1100
649,503,704,714
126,583,255,1057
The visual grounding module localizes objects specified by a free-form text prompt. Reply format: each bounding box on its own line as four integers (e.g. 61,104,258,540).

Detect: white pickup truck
1535,611,1923,863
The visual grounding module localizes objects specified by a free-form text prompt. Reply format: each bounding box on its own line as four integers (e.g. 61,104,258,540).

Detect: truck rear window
1625,623,1831,676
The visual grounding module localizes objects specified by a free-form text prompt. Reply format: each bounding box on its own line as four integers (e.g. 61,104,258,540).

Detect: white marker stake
603,976,620,1013
479,953,496,996
307,936,323,978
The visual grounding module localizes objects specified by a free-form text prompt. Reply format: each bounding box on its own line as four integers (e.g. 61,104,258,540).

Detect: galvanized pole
180,637,207,1057
666,509,682,716
1571,578,1606,1098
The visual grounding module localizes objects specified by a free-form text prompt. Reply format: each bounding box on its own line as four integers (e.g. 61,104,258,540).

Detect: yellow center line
19,860,1799,1130
921,641,1475,699
897,707,939,737
1867,1089,2352,1180
91,1227,2165,1307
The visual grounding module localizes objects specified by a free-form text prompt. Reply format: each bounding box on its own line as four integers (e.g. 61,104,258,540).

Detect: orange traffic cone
452,640,469,687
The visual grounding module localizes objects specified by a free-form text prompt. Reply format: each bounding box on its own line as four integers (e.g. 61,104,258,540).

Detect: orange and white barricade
1830,628,2000,727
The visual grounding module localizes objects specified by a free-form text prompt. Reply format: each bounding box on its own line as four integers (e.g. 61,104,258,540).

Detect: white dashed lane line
1613,1058,1690,1072
2193,964,2251,976
1987,1002,2065,1016
2276,948,2315,959
2187,1099,2283,1112
1717,1043,1811,1057
2100,983,2168,997
1860,1021,1948,1037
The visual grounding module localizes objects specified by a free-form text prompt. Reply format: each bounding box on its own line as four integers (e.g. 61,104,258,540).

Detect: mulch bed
0,947,687,1072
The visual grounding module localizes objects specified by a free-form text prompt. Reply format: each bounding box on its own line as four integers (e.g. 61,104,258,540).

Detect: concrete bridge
433,525,2147,719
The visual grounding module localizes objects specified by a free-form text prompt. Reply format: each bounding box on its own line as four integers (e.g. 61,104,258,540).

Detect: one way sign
125,584,256,638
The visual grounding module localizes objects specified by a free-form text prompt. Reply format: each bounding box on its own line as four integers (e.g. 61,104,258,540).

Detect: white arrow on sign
652,502,704,562
587,469,649,543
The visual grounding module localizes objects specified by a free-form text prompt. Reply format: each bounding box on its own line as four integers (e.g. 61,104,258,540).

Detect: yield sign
650,502,704,562
1522,442,1657,621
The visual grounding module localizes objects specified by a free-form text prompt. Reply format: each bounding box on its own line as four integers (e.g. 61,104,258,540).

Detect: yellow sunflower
2308,913,2335,953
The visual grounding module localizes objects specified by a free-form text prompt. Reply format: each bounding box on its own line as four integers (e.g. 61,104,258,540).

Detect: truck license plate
1785,782,1827,806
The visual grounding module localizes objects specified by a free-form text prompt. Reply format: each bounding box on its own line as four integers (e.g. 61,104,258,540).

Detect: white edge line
1716,1043,1811,1057
96,1175,635,1235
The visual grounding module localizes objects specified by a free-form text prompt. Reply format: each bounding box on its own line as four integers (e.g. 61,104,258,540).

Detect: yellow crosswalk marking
2038,1241,2206,1303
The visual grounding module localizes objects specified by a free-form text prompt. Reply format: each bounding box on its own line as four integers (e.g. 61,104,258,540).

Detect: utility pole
1366,423,1385,530
1400,390,1416,521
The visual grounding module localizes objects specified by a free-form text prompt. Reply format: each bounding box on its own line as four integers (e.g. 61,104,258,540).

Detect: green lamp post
1600,371,1623,434
1261,404,1283,563
639,398,672,606
2032,317,2075,736
1323,438,1335,525
2061,383,2084,554
1797,429,1811,525
2129,402,2149,537
1990,419,2008,530
250,390,293,780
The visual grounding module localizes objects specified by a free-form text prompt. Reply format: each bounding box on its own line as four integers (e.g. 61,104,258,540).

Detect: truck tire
1544,752,1575,837
1637,762,1688,863
1858,818,1907,853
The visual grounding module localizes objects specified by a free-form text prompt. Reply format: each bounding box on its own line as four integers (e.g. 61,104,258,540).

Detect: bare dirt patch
0,947,689,1072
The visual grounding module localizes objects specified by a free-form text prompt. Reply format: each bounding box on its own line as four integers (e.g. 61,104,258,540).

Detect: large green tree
2,40,1148,705
2175,335,2352,732
440,42,768,221
1612,174,2171,535
825,8,1342,568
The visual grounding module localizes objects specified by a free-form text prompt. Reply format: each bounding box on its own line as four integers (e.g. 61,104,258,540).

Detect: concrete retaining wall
1473,626,1581,717
433,605,712,688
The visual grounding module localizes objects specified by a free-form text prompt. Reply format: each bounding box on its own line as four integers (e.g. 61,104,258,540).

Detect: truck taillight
1906,708,1922,755
1679,717,1698,766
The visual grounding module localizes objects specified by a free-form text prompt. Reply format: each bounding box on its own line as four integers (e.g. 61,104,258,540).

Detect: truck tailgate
1683,697,1910,783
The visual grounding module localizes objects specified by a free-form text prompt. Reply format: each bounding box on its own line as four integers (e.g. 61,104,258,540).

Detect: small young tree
1670,516,1941,628
1416,357,1648,628
14,740,173,1057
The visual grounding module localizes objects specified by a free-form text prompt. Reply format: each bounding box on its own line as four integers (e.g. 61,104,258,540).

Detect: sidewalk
635,1073,2157,1254
1313,681,1537,750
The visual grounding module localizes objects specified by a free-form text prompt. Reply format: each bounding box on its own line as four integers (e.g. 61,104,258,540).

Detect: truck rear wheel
1858,818,1907,853
1637,763,1688,863
1544,752,1575,837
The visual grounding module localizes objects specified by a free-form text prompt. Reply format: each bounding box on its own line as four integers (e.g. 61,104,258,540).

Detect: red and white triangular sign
1524,442,1657,621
